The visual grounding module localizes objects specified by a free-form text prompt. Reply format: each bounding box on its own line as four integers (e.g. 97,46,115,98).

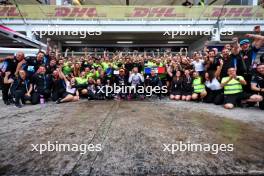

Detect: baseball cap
240,39,250,45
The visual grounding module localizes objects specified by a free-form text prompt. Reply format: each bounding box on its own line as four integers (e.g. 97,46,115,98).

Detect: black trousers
87,90,96,100
204,89,224,105
14,90,31,105
260,93,264,110
242,73,252,93
31,90,51,105
51,89,66,101
2,83,11,103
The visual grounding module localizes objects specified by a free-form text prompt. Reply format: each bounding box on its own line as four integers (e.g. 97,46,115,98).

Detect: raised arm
231,37,240,55
46,38,51,55
3,71,14,84
245,33,264,49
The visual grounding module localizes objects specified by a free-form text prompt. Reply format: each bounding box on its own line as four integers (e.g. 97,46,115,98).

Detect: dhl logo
0,6,263,19
129,7,259,18
54,7,99,17
0,6,20,16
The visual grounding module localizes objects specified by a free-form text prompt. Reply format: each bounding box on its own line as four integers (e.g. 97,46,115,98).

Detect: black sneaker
4,100,10,105
15,104,22,108
56,98,62,104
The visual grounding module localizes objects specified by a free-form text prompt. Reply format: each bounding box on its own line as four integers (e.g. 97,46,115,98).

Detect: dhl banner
0,5,263,20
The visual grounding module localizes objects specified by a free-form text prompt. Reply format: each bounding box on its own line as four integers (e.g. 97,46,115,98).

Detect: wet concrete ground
0,100,263,175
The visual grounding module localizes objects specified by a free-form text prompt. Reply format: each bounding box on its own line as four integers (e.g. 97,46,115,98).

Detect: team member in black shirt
170,70,183,101
31,65,53,105
181,70,193,101
219,48,235,79
51,69,66,101
251,63,264,110
145,69,162,98
0,52,25,105
114,68,128,99
232,30,264,92
205,49,220,72
4,70,32,108
46,59,57,75
23,51,46,78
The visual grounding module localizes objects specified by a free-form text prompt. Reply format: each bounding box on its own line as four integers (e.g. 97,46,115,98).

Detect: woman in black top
181,69,193,101
170,70,183,101
51,69,66,101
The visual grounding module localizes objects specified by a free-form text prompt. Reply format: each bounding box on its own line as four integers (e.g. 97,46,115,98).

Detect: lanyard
43,75,47,89
24,80,28,92
239,51,248,72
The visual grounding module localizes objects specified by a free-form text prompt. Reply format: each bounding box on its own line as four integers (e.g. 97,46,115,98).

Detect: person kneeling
4,70,32,108
170,71,183,101
221,68,262,109
192,71,207,101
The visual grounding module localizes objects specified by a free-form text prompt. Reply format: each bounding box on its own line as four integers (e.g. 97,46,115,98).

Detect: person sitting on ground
51,69,66,102
192,71,207,101
4,70,32,108
75,71,88,97
181,69,193,101
251,63,264,110
87,77,96,100
221,67,262,109
204,70,223,105
114,68,128,100
145,69,162,98
31,65,53,105
94,78,105,100
56,69,79,104
170,70,183,101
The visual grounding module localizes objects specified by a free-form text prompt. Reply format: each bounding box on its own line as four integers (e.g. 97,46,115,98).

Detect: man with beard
251,63,264,110
46,59,57,74
218,48,236,79
22,51,46,78
205,49,220,72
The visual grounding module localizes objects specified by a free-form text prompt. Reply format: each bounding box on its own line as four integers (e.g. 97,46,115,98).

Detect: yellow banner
0,5,263,19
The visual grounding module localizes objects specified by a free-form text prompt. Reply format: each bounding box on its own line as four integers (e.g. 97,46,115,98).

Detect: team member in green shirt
192,71,207,101
75,71,88,96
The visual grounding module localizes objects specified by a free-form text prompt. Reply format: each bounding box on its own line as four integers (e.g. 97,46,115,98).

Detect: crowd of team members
1,30,264,109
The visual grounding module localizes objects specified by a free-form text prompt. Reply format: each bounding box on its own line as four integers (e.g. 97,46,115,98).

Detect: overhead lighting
117,41,133,44
168,41,184,44
65,41,82,44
